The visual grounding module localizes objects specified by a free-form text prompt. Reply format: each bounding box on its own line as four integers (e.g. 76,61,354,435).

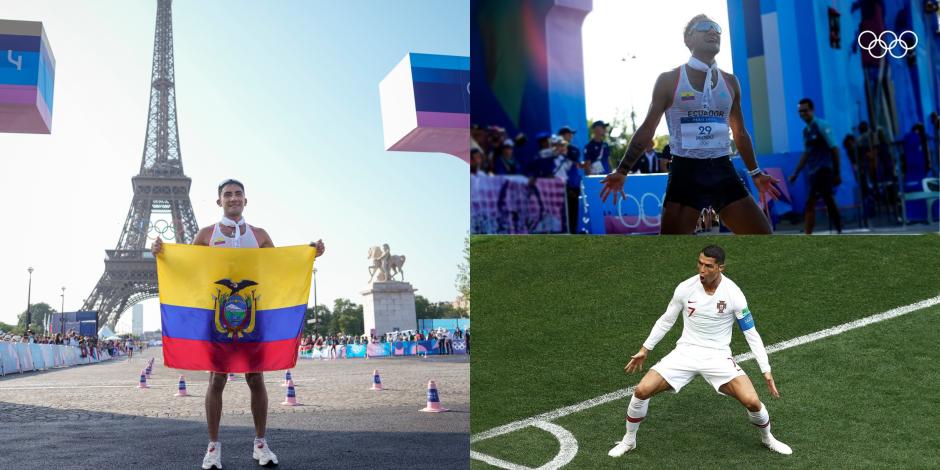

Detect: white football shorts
650,346,745,394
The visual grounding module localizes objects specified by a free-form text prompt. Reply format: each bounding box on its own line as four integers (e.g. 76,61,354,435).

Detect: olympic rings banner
582,174,668,234
857,30,918,59
471,174,567,234
298,340,466,359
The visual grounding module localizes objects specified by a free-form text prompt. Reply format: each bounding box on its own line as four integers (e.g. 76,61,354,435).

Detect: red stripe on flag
162,336,300,373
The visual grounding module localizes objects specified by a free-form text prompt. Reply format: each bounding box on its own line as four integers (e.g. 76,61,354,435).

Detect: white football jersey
644,274,750,356
641,273,771,373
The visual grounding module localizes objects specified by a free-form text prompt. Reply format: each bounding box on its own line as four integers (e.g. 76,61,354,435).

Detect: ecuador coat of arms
213,278,260,340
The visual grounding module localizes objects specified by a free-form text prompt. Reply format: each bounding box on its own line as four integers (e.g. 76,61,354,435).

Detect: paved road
0,347,469,469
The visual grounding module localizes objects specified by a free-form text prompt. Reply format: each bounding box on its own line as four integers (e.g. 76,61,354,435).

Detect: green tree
0,321,16,333
414,295,431,319
455,234,470,310
18,302,55,334
328,298,363,336
303,304,332,336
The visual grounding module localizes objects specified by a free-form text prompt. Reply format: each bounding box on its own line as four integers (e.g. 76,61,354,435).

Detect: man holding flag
153,178,325,469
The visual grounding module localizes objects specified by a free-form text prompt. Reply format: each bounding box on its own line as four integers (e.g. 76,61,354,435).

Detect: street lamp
26,267,34,334
619,54,639,134
60,287,66,335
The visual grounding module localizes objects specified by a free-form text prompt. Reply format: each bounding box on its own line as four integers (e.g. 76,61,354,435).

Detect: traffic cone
419,380,448,412
174,375,189,397
137,370,149,389
281,370,292,387
281,380,300,406
145,366,152,378
370,369,383,391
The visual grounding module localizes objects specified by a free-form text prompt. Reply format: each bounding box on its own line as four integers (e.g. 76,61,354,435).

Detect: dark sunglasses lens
695,22,721,34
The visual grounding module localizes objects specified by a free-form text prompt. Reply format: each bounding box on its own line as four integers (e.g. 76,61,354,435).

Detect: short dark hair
799,98,814,109
217,178,245,196
700,245,726,264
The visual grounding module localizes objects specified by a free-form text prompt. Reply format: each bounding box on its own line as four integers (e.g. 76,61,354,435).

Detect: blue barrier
0,342,114,376
298,339,468,360
581,154,862,234
582,174,668,234
417,319,470,332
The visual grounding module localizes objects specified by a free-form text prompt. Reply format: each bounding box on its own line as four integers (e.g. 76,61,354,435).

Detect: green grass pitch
470,235,940,468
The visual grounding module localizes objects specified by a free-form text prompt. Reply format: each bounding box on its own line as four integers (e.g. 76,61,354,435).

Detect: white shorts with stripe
650,345,745,394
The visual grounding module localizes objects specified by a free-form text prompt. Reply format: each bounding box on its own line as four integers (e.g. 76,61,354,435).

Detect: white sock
748,403,771,437
207,441,220,451
624,395,649,440
254,437,266,446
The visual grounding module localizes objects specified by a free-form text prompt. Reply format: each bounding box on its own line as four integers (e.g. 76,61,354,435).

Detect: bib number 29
698,126,712,135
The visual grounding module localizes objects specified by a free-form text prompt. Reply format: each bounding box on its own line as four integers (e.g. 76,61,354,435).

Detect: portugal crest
213,278,260,340
717,300,727,314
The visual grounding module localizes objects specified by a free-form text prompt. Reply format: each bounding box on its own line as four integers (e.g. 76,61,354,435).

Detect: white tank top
666,65,733,158
209,221,259,248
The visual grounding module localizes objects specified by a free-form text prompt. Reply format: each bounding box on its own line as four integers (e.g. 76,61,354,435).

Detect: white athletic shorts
650,346,745,394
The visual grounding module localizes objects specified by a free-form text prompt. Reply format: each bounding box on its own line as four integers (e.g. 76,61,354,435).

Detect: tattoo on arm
616,139,646,173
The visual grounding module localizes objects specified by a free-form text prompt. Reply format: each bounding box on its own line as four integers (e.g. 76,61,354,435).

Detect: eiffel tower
82,0,198,328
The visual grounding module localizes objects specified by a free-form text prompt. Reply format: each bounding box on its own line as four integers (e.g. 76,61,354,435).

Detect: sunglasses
691,21,722,34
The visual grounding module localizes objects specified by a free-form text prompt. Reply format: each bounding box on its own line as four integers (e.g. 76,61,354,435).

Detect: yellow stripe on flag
157,244,316,310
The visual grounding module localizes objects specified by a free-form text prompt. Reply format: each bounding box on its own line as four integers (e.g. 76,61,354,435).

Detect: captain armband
737,307,755,331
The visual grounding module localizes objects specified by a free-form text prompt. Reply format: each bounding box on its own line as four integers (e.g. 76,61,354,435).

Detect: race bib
680,116,730,150
590,161,605,175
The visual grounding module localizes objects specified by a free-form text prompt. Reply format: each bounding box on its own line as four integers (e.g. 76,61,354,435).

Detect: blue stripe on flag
161,304,305,343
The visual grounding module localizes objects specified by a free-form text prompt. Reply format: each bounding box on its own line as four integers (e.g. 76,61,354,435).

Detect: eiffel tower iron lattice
82,0,198,328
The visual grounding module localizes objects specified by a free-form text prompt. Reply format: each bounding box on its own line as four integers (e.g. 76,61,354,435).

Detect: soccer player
599,15,780,234
153,179,326,469
608,245,792,457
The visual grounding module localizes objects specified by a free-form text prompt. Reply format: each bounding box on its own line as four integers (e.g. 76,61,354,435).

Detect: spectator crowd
298,328,469,358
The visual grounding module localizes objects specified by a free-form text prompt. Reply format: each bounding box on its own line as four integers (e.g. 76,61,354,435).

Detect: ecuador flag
157,244,316,373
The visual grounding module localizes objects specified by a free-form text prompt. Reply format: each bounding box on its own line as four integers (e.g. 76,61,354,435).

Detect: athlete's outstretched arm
737,307,780,398
726,73,780,200
601,71,674,204
625,288,682,373
642,293,683,351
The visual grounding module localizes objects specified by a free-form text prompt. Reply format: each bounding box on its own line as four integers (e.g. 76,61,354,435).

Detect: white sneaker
607,438,637,457
202,442,222,469
762,434,793,455
253,440,279,466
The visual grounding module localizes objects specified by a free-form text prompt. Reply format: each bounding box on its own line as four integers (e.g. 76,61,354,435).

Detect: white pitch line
469,421,579,470
471,294,940,467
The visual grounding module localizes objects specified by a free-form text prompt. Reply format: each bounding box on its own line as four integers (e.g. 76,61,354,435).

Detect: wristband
747,167,764,177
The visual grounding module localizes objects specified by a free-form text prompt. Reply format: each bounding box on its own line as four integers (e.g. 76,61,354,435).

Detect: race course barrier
299,339,467,360
0,342,115,376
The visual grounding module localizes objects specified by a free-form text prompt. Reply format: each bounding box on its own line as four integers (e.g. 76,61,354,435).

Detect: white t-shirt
643,274,770,372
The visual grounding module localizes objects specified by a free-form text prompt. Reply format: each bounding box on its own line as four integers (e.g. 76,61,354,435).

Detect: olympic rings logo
857,30,918,59
615,192,663,229
140,219,178,241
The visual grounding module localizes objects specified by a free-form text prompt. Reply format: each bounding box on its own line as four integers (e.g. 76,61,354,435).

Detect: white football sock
748,403,771,437
624,395,649,439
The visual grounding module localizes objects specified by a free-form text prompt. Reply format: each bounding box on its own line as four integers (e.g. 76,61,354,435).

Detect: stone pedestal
361,281,417,338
